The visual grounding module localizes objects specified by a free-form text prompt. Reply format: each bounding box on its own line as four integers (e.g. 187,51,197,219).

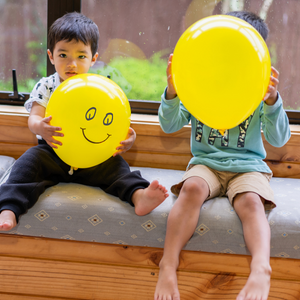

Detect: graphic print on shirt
195,120,229,146
237,112,254,148
208,128,229,146
195,121,204,143
195,112,254,148
35,83,41,90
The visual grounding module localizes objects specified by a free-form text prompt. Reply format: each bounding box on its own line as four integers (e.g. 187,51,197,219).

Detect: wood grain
0,235,299,300
0,108,299,177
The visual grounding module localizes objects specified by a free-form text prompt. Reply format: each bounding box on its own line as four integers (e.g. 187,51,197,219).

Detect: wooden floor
0,234,299,300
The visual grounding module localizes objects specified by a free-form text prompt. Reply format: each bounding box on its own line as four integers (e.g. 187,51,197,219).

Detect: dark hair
226,11,269,41
48,12,99,57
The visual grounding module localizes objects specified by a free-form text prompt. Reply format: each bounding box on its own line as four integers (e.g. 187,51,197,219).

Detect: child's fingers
268,85,276,94
49,126,62,132
166,54,173,74
270,76,279,87
46,140,60,149
43,116,62,132
271,66,279,79
52,131,64,137
43,115,52,121
113,149,124,156
123,135,135,143
50,138,63,147
127,127,135,138
47,142,57,149
116,145,129,152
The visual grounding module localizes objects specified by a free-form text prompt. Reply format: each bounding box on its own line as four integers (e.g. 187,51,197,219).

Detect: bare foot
236,264,271,300
0,210,17,231
154,265,180,300
132,180,169,216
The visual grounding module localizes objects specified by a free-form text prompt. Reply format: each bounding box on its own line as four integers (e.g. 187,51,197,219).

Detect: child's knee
181,177,209,199
234,192,264,212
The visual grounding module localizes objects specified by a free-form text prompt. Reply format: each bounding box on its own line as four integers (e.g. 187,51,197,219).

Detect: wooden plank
132,135,191,154
132,121,191,138
0,105,28,115
263,133,300,162
0,257,299,300
265,160,300,178
0,125,36,144
0,295,69,300
0,235,300,281
0,235,299,299
0,113,29,127
123,151,190,170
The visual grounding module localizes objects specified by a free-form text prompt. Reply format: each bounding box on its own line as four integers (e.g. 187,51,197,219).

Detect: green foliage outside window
90,52,167,101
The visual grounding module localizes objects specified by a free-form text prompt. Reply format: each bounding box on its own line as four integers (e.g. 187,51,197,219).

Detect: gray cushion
0,155,15,183
0,158,299,259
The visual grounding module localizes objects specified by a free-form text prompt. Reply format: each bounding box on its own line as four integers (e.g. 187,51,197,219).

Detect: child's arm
165,54,177,100
263,66,279,105
28,102,64,149
158,54,191,133
113,127,136,156
261,66,291,147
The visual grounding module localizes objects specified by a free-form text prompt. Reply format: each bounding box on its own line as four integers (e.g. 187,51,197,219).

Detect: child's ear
91,52,99,66
47,49,54,65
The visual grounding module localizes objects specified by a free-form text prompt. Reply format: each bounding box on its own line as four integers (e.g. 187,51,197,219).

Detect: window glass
0,0,47,93
82,0,299,111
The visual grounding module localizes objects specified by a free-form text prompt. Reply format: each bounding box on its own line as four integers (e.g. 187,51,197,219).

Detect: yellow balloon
172,15,271,130
45,74,131,168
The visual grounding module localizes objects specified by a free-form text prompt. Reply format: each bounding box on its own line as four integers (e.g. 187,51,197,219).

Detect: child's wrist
166,88,177,100
265,92,278,106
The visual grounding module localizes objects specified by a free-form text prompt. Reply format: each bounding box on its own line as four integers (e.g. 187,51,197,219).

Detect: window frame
0,0,299,122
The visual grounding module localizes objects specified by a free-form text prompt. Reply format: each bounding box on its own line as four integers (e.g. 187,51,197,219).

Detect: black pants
0,141,149,222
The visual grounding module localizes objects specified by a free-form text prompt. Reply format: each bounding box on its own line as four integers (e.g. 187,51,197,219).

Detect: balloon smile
80,128,111,144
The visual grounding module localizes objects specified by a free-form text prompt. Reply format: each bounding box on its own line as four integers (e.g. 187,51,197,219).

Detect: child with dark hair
0,12,168,231
155,11,290,300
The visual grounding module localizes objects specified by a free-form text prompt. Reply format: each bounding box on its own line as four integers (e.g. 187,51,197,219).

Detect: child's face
47,39,98,82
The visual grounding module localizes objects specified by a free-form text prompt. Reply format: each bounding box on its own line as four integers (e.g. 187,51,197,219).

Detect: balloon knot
68,166,78,175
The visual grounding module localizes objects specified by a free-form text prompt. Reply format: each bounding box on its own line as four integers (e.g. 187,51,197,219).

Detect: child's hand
166,54,177,100
39,115,64,149
28,103,64,149
263,66,279,106
113,127,136,156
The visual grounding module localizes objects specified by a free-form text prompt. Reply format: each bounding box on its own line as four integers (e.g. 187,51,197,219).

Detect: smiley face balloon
45,74,131,168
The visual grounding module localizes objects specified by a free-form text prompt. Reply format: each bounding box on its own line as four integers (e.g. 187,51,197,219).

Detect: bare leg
234,192,271,300
154,177,209,300
0,210,17,231
132,180,169,216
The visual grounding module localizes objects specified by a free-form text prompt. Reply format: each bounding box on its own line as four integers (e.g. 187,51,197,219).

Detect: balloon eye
103,113,113,125
86,107,97,120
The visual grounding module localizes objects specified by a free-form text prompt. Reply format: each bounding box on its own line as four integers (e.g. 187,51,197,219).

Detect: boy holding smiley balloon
0,12,168,231
155,11,290,300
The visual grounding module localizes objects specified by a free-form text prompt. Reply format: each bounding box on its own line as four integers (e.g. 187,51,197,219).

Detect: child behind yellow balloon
155,10,290,300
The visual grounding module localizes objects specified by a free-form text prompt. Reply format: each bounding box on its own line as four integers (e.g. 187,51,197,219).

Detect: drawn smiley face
45,74,131,168
80,107,113,144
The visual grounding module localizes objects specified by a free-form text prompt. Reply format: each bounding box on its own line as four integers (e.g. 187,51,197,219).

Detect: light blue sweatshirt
159,91,291,173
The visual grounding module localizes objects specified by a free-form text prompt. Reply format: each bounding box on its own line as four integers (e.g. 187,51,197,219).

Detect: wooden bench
0,105,299,300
